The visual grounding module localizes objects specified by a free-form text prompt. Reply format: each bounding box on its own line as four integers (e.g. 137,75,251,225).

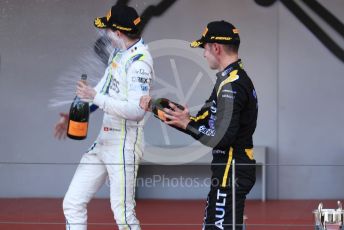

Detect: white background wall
0,0,343,199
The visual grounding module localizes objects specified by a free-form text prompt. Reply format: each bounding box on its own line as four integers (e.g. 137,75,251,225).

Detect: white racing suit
63,39,153,230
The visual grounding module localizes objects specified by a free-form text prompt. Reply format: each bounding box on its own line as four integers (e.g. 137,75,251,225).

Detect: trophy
313,201,344,230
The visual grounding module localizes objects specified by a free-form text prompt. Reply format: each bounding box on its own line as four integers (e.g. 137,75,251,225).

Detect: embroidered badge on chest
111,61,118,69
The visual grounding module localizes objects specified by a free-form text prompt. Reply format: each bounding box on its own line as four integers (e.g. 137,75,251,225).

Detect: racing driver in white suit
54,4,153,230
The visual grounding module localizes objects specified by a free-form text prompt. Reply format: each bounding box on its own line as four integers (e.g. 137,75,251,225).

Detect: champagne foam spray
106,30,126,51
48,30,110,109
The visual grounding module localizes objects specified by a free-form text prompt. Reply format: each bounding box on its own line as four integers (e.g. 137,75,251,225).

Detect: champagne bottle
149,98,184,122
67,74,90,140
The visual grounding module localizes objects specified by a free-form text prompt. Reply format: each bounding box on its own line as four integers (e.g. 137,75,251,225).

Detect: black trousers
203,156,256,230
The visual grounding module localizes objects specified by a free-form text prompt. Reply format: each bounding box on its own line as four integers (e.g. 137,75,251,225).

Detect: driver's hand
54,112,69,140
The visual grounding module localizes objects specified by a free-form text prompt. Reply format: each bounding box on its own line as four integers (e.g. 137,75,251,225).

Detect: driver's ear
213,43,220,54
116,30,122,38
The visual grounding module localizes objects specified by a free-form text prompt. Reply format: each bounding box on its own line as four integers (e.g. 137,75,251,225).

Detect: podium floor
0,199,335,229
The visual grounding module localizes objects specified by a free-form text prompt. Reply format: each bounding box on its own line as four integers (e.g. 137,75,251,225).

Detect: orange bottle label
157,109,167,121
68,120,88,137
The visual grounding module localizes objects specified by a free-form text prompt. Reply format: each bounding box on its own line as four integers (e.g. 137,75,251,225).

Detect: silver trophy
313,201,344,230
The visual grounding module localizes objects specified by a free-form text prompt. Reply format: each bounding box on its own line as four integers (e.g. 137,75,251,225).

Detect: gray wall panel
0,0,343,199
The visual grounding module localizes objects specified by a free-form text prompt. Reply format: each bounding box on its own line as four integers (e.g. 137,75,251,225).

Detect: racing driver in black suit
140,20,258,230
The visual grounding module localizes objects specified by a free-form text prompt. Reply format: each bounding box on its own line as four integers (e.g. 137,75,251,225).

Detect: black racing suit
185,59,258,230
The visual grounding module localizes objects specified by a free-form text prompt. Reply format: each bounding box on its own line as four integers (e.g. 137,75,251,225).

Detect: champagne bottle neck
81,74,87,81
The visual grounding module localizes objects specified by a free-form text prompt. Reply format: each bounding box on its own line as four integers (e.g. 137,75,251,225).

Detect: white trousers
63,126,142,230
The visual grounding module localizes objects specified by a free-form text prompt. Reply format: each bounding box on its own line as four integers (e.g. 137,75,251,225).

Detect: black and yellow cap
190,20,240,48
94,4,141,34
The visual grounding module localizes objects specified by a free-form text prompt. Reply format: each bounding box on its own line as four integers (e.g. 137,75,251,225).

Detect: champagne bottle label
157,109,167,121
68,120,88,137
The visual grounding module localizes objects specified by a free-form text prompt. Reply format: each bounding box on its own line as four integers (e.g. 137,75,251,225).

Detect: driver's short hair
124,31,141,40
110,28,141,41
222,43,239,54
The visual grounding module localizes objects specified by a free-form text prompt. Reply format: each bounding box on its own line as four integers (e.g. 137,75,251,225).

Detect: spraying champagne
67,74,90,140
